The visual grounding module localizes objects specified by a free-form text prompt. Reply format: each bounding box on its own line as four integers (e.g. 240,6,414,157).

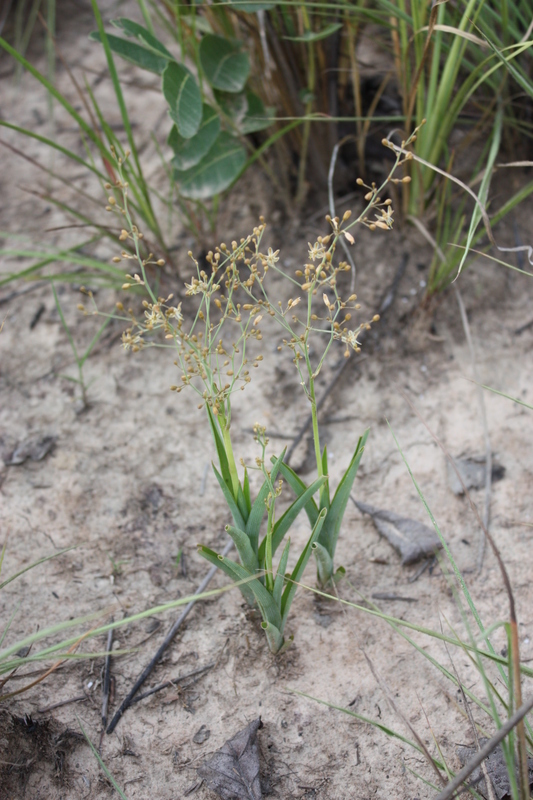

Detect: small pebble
193,725,211,744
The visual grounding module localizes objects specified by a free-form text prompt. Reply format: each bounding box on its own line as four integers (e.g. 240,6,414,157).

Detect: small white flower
185,278,209,296
265,248,280,268
308,241,326,261
336,329,361,349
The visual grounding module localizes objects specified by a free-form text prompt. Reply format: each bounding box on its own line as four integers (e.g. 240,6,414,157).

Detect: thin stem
308,371,322,480
265,494,275,593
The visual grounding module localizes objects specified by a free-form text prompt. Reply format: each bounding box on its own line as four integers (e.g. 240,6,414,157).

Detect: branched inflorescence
88,126,418,422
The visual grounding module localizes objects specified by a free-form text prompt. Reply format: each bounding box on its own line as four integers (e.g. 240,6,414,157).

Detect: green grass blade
475,383,533,411
89,0,159,234
293,583,533,677
79,316,113,368
0,121,105,180
455,104,503,278
0,246,125,287
387,422,511,690
0,582,240,668
0,546,76,591
291,689,445,767
77,717,129,799
0,37,107,157
478,25,533,98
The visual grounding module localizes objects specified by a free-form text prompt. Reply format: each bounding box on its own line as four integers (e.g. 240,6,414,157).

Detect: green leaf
284,22,342,43
312,541,333,587
277,461,319,529
111,18,174,59
261,621,284,654
214,89,273,134
206,405,232,490
280,508,327,625
245,449,286,549
197,547,257,607
224,1,277,10
174,131,246,199
168,103,220,170
199,34,250,92
89,31,168,74
200,550,282,630
235,482,249,526
258,475,326,565
273,539,290,609
214,88,248,124
321,445,330,511
212,464,246,531
320,429,368,558
240,91,274,133
162,61,202,139
225,525,259,574
243,468,252,515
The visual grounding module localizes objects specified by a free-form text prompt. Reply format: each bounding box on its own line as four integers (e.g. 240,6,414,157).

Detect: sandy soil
1,3,533,798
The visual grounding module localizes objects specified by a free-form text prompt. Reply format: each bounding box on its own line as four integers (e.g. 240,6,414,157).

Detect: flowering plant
90,129,417,652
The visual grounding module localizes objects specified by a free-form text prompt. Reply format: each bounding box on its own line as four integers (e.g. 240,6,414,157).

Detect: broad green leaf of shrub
173,131,246,199
199,34,250,93
111,18,174,59
224,1,278,10
162,62,202,139
215,89,273,133
284,22,343,42
214,89,248,126
89,31,169,74
168,103,220,170
241,91,274,133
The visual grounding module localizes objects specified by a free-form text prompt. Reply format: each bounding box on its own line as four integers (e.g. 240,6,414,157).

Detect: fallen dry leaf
447,454,505,495
4,434,57,466
197,717,263,800
355,500,443,564
457,738,533,799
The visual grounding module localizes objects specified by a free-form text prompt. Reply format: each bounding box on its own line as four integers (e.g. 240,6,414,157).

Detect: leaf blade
162,61,202,139
200,34,250,93
174,131,246,199
89,31,168,74
168,103,220,170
